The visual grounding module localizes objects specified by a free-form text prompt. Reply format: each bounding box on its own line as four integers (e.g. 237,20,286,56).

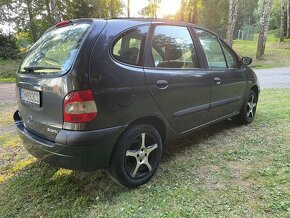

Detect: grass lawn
233,35,290,69
0,89,289,217
0,59,20,82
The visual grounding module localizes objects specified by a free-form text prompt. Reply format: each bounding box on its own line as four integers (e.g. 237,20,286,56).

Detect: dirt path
0,83,16,105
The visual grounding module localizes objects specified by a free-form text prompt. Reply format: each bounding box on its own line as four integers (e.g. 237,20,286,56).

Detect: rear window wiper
24,66,61,71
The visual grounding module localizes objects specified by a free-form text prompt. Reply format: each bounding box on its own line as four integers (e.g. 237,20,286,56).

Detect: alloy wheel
125,133,159,179
247,94,257,119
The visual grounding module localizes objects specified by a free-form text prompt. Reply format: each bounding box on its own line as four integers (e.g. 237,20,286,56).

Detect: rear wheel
235,90,258,124
108,125,162,188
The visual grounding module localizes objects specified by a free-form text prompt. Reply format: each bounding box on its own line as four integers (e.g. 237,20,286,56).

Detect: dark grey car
14,18,259,187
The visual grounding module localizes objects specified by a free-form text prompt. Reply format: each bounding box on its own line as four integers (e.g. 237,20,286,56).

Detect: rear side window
195,29,227,69
151,25,199,69
20,23,91,75
112,26,148,66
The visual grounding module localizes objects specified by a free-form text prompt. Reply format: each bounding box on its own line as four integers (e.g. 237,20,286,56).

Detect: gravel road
254,67,290,89
0,82,16,104
0,67,289,104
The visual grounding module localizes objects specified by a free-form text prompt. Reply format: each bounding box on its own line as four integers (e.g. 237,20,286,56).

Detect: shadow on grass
162,119,239,162
0,119,240,216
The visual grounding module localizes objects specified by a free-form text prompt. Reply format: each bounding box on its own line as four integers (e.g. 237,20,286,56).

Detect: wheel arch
108,115,168,167
126,116,168,144
250,84,259,98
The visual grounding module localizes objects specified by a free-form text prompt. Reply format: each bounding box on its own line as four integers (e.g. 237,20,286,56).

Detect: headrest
164,43,182,61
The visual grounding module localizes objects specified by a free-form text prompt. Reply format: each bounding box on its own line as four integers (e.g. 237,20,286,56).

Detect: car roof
107,17,197,26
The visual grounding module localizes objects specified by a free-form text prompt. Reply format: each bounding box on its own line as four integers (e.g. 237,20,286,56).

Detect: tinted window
221,41,238,68
151,25,199,69
112,26,148,66
20,23,91,75
195,29,227,69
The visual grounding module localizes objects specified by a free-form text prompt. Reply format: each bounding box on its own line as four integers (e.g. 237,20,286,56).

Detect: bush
0,33,21,60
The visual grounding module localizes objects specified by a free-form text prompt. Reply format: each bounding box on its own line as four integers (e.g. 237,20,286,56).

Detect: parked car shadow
162,119,240,162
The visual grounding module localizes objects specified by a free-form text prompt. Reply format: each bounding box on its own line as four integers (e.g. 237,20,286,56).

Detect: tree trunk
128,0,130,18
45,0,53,25
256,0,273,59
26,0,37,42
226,0,240,47
280,0,285,42
286,0,290,38
192,0,198,23
261,0,273,55
180,0,185,21
51,0,60,24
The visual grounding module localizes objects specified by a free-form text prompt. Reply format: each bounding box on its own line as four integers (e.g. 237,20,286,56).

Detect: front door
144,25,211,133
195,29,247,121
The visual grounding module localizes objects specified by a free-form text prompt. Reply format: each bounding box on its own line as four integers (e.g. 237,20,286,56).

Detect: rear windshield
19,23,91,75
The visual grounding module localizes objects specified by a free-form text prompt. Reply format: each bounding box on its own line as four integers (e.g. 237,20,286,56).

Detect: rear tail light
63,90,97,123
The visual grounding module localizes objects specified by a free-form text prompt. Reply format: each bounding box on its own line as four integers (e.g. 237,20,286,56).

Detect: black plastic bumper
14,111,126,171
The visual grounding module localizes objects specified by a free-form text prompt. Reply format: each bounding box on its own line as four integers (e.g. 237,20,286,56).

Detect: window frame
110,24,149,68
144,23,204,70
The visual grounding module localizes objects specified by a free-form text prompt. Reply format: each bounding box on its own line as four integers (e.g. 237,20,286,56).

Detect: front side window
221,41,238,68
151,25,199,69
195,29,227,69
20,23,91,75
112,26,148,66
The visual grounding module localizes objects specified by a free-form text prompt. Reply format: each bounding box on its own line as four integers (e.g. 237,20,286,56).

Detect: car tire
108,124,162,188
235,90,258,124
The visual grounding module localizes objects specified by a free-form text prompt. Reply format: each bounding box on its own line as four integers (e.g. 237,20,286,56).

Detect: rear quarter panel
88,20,169,131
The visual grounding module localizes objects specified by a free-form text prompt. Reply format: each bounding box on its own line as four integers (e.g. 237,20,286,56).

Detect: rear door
144,24,211,133
195,29,247,121
17,21,102,141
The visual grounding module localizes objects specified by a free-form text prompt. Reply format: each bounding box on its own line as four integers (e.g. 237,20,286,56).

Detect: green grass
0,59,20,82
0,89,289,217
233,37,290,69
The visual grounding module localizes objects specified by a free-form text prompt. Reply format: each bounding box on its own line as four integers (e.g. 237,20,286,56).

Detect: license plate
20,88,40,105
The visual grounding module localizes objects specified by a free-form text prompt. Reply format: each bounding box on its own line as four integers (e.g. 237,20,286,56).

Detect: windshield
19,23,91,75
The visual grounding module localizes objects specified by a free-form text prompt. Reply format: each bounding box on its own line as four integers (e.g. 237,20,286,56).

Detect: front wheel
235,90,258,124
108,125,162,188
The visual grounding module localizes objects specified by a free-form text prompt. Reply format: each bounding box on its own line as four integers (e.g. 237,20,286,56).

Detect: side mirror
241,57,252,66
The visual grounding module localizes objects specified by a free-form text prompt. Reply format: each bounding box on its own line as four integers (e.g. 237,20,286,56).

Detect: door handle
156,80,169,89
214,77,221,85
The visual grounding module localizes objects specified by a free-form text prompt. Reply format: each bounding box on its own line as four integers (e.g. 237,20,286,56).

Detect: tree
256,0,273,59
139,0,161,18
226,0,240,47
280,0,285,42
199,0,228,38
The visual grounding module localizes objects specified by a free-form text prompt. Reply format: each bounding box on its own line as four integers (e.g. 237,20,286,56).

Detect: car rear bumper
14,111,126,171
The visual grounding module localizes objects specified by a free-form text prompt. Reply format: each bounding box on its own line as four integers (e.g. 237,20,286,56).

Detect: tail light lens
63,90,97,123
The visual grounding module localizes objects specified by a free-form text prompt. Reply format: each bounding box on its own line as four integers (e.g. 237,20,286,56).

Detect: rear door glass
20,23,91,75
151,25,199,69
